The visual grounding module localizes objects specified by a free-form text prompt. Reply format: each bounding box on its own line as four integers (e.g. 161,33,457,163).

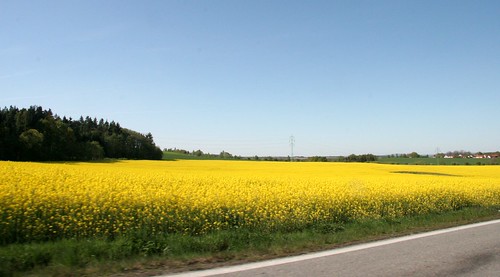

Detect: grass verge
1,207,499,277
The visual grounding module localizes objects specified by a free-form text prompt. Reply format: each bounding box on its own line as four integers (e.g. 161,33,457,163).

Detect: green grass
163,153,499,165
1,207,498,277
377,157,498,165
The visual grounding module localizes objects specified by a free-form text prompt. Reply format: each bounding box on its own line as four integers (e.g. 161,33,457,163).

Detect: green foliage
163,149,242,161
1,207,498,276
337,154,377,162
307,156,328,162
0,106,163,161
219,150,233,159
408,151,420,158
18,129,44,160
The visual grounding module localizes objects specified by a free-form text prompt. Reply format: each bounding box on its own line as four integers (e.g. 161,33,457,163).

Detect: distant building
474,152,499,159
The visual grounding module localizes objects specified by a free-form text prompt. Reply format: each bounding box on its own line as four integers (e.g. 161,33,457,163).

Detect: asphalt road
166,219,500,277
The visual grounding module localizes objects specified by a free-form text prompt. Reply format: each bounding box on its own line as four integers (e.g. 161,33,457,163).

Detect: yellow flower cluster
1,160,499,243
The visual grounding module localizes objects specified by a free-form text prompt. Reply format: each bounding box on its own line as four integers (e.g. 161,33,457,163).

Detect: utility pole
289,135,295,162
436,147,440,165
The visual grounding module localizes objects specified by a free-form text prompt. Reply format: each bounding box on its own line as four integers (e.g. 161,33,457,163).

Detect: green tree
86,141,105,160
193,149,204,156
1,106,163,161
409,152,420,158
220,150,233,159
19,129,44,160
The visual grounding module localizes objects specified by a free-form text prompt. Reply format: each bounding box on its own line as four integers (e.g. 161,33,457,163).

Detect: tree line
165,148,243,160
0,106,163,161
305,154,378,162
337,154,378,162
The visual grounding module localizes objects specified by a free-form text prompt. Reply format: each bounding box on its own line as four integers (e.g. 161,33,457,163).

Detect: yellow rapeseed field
1,160,499,243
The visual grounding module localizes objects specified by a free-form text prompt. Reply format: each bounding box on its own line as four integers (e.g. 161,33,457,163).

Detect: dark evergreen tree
0,106,163,161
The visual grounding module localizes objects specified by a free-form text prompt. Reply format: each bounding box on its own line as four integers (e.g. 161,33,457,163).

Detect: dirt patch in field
391,171,460,177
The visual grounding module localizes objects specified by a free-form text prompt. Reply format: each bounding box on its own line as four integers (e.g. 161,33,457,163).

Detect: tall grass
1,207,498,276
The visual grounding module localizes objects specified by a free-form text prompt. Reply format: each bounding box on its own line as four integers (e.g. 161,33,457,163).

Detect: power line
289,135,295,161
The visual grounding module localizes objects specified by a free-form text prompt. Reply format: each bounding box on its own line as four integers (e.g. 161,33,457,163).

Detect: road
164,219,500,277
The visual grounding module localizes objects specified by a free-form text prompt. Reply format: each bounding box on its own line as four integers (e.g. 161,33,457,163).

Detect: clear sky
1,1,499,156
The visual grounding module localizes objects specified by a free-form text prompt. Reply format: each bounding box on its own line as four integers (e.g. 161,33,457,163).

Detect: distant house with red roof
475,152,500,159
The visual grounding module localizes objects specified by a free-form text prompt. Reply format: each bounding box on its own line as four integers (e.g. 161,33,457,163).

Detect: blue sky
1,0,499,156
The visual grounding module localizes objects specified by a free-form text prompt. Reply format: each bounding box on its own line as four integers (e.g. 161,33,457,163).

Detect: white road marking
162,219,500,277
